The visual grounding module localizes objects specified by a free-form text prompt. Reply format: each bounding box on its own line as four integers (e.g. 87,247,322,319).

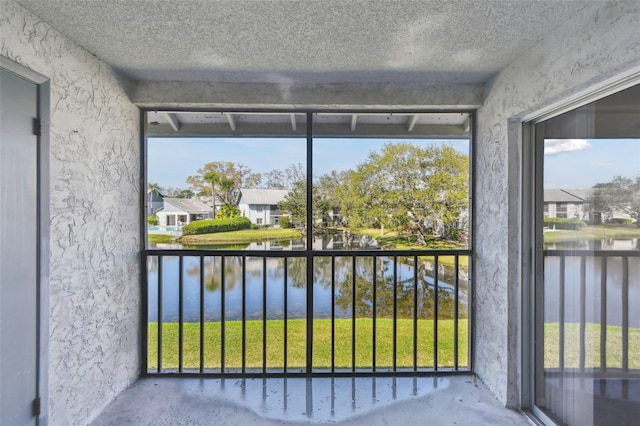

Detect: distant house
156,198,213,227
543,188,591,220
146,188,164,216
238,188,289,226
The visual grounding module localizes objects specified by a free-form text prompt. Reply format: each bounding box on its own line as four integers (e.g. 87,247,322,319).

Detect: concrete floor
91,375,532,425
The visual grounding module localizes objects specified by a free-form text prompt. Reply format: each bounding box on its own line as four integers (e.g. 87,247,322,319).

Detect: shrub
607,217,634,225
147,215,158,226
217,204,240,219
182,217,251,235
279,216,292,228
544,217,587,230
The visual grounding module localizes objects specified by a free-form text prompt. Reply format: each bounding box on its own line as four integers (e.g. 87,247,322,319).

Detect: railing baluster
178,255,184,373
622,255,629,373
600,256,607,373
263,256,267,374
199,255,204,373
157,255,163,373
393,256,397,372
559,254,565,418
221,256,225,373
372,256,377,372
242,255,246,373
413,256,418,371
284,257,288,373
352,256,356,372
434,255,439,371
331,257,335,373
579,255,586,371
454,255,459,371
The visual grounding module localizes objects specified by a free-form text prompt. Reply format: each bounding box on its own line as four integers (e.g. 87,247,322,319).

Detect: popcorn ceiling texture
475,0,640,408
1,2,141,424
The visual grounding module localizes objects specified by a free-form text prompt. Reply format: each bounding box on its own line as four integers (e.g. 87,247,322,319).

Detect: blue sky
148,137,639,190
544,138,640,188
148,137,470,189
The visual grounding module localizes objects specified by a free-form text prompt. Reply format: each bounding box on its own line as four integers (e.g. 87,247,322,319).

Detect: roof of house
163,197,211,213
544,188,592,203
239,189,289,206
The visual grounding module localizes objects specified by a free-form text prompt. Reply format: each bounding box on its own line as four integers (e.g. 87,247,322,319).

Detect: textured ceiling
16,0,597,84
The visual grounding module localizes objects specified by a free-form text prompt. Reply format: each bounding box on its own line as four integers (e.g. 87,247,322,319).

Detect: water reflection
148,255,469,322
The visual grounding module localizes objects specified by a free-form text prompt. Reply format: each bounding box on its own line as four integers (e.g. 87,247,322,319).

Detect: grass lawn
544,323,640,369
179,228,303,244
148,234,174,244
148,318,469,371
544,225,640,243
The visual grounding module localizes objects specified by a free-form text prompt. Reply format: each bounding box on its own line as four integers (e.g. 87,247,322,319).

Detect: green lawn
544,225,640,243
148,318,469,370
179,228,303,244
148,234,174,244
544,323,640,369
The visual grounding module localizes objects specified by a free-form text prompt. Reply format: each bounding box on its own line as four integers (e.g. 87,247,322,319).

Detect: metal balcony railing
143,249,472,377
542,250,640,379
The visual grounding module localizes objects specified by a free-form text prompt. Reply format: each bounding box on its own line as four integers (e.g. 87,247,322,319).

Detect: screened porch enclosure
143,111,473,377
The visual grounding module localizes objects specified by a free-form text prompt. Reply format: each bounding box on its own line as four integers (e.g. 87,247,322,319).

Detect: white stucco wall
475,0,640,408
1,2,140,424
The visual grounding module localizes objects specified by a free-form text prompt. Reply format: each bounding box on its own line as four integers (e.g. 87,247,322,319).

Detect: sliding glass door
533,84,640,425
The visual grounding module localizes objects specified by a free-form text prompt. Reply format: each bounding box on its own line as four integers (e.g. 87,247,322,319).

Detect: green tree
590,176,640,227
314,170,348,225
217,204,241,219
278,180,307,223
187,161,261,209
335,143,468,245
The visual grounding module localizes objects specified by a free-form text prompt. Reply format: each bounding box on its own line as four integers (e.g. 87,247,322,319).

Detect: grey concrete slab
91,376,531,425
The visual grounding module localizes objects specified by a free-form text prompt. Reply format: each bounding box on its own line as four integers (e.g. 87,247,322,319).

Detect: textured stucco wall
475,0,640,408
1,1,141,424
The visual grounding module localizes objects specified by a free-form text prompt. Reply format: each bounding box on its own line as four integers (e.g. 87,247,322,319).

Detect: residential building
146,187,164,216
543,188,590,220
238,188,289,226
155,197,212,227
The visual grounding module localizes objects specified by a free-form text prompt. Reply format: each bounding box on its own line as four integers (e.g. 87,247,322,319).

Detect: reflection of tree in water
333,257,468,320
186,256,245,292
180,254,468,320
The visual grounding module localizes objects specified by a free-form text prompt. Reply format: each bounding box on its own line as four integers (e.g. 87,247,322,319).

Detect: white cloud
544,139,591,156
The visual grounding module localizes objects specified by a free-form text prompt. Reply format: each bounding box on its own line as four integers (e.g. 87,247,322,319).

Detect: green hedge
544,217,587,230
608,217,634,225
182,217,251,235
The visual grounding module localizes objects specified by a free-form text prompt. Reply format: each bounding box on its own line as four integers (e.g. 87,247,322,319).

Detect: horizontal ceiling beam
146,122,469,139
131,81,483,109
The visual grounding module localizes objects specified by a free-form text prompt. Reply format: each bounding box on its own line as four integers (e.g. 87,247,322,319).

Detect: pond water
544,238,640,327
148,254,469,323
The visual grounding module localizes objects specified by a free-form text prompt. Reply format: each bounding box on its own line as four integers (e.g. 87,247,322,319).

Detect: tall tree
263,163,306,189
590,175,640,227
335,143,469,245
314,170,348,225
187,161,261,207
278,180,307,223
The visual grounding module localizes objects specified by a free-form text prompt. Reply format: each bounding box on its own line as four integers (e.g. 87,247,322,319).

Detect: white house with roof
156,198,213,227
543,188,591,220
238,188,289,226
